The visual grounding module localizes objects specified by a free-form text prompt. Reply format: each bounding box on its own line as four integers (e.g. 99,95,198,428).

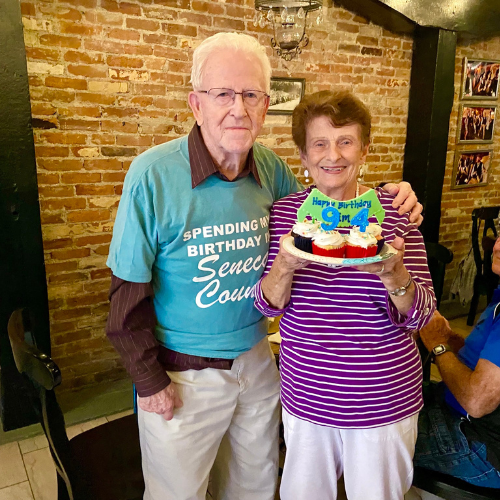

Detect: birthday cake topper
297,188,385,232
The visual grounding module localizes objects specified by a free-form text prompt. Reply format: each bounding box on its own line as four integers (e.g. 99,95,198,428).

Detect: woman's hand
353,236,407,281
353,237,415,315
274,233,310,274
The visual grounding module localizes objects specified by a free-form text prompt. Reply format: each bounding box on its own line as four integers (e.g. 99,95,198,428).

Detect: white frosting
313,231,345,247
365,223,383,237
292,221,321,237
345,227,377,248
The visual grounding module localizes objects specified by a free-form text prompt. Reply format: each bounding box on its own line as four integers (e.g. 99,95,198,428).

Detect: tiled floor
0,410,132,500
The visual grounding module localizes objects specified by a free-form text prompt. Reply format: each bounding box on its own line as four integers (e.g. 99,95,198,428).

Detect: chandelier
254,1,324,61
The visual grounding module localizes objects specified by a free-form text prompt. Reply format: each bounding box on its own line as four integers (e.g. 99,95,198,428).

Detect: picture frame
268,77,305,115
457,104,496,144
461,58,500,100
451,149,492,189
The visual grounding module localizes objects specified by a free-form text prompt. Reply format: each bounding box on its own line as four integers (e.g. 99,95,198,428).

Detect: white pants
138,337,280,500
280,408,419,500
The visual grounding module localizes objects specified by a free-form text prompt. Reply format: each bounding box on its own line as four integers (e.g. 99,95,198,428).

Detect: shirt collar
187,124,261,189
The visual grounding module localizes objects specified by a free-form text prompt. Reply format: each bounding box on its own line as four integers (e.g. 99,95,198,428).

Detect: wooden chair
7,308,144,500
467,206,500,326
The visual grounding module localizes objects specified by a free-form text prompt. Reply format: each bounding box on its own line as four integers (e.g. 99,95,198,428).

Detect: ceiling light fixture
254,1,324,61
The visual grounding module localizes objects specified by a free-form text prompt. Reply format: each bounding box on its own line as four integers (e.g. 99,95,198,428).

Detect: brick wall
22,0,414,390
440,36,500,299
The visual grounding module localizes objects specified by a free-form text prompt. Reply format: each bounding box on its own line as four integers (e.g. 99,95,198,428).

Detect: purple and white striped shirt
254,187,436,429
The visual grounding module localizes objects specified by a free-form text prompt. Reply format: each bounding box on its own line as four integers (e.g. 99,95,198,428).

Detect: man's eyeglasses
198,88,269,108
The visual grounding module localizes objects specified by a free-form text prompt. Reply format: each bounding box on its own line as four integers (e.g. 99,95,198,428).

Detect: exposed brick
45,76,87,90
39,185,74,198
41,197,87,210
337,22,359,34
61,172,101,184
75,184,116,195
108,28,141,41
91,268,112,280
101,0,141,15
38,159,83,171
101,146,136,156
21,2,36,16
107,55,144,68
83,158,123,171
40,131,87,144
40,34,81,49
68,64,108,78
75,234,113,246
64,50,104,64
163,23,197,37
60,118,100,130
126,18,160,31
26,47,61,61
51,248,91,260
49,271,89,284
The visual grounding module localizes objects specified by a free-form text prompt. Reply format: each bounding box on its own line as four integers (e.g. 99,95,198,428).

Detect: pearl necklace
355,182,360,198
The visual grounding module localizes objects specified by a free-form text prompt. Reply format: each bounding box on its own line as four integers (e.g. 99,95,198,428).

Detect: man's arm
419,311,500,418
107,275,182,420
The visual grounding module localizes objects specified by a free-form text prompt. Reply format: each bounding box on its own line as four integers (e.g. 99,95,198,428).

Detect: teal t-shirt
107,136,302,358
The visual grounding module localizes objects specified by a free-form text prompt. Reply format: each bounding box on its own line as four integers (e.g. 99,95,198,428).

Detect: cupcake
365,223,385,255
312,231,346,258
291,220,320,253
345,227,378,258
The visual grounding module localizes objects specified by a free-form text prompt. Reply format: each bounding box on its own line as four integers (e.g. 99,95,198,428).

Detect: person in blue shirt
415,236,500,488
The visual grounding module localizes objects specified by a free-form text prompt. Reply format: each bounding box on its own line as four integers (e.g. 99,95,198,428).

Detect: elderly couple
106,32,433,500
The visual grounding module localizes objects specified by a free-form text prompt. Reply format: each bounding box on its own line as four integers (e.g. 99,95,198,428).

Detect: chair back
7,308,81,500
471,207,499,277
424,242,453,309
7,308,144,500
468,207,500,325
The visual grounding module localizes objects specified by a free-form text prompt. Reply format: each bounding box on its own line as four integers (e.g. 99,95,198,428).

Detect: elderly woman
254,90,436,500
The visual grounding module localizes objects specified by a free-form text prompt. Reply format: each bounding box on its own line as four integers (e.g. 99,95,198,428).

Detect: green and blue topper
297,188,385,232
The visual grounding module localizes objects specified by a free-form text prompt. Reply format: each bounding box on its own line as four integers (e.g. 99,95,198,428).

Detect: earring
357,165,365,182
303,168,310,183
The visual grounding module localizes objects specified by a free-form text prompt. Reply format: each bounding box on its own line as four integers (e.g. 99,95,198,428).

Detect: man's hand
382,181,423,226
138,383,183,421
419,311,453,351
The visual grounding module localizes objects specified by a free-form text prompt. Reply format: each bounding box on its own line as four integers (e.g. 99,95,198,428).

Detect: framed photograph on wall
451,149,492,189
461,58,500,99
457,104,496,144
268,77,305,115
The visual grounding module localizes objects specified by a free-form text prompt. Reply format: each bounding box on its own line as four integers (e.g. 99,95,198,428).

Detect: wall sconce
254,1,324,61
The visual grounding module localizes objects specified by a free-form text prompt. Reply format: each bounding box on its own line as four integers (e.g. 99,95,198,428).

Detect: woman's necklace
355,182,360,198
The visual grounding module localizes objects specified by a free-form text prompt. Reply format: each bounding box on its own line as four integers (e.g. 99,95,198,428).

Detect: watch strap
388,275,412,296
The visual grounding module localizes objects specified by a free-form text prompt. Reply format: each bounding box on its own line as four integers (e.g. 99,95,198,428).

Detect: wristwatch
431,343,451,362
388,275,412,296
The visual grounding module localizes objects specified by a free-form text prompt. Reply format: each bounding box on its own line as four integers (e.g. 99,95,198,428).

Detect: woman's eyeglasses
197,88,269,108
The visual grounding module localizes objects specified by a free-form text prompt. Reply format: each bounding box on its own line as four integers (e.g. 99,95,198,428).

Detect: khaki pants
138,337,280,500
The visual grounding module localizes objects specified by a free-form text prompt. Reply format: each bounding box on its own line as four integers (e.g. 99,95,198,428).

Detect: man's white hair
191,32,271,94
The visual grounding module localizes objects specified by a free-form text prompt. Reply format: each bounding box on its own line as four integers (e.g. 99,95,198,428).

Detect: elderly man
415,237,500,489
106,32,422,500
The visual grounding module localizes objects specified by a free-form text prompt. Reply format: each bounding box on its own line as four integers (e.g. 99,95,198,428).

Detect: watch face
393,288,407,297
433,345,446,355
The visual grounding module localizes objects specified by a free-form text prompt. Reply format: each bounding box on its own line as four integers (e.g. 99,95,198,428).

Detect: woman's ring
375,264,384,274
